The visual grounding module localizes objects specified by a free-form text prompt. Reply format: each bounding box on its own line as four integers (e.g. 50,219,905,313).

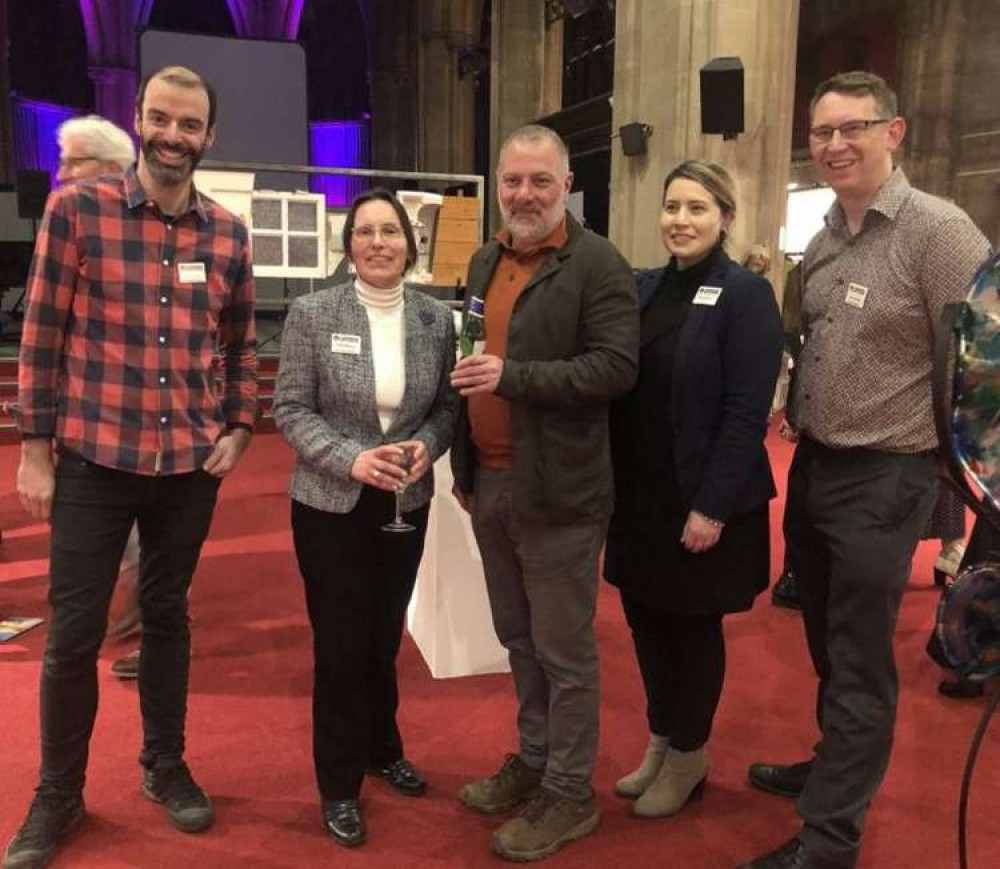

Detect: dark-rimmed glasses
808,119,892,144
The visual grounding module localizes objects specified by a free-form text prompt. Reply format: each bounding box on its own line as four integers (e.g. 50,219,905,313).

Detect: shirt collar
123,167,209,223
824,166,910,233
495,215,569,256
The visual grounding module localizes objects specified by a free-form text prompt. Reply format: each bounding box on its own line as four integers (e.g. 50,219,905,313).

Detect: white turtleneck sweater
354,278,406,433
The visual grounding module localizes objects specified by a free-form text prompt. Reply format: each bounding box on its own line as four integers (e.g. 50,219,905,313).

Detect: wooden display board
431,196,481,287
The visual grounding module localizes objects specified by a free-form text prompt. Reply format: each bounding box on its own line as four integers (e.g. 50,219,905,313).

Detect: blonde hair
743,244,771,274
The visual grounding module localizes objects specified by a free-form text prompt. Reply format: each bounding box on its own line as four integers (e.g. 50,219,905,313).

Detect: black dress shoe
368,758,427,797
737,837,808,868
747,759,813,798
938,678,984,699
771,570,802,610
737,836,847,868
322,799,366,848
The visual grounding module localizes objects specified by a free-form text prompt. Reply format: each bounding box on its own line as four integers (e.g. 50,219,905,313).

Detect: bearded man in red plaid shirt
5,66,257,869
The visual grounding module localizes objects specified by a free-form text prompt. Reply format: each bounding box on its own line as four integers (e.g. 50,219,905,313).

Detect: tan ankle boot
632,747,707,818
614,739,668,798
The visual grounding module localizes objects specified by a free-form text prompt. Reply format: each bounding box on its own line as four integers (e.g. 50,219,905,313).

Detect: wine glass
381,445,416,533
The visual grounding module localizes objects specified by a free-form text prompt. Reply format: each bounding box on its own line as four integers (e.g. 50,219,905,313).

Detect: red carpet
1,429,997,868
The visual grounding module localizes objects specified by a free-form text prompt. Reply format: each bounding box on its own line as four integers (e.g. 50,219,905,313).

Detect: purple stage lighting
309,120,369,208
11,96,82,187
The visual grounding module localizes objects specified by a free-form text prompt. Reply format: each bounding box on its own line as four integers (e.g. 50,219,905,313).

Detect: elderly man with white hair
56,114,136,184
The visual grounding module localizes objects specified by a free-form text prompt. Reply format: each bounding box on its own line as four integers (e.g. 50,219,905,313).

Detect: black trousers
784,438,937,867
41,453,220,795
292,489,429,801
620,592,725,752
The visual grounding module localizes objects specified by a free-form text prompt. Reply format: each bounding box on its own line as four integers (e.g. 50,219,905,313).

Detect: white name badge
693,285,723,306
176,261,206,284
330,333,362,355
845,282,869,309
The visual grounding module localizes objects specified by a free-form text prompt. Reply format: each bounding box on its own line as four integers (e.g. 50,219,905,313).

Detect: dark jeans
292,489,429,801
41,453,220,795
620,593,725,752
784,438,937,867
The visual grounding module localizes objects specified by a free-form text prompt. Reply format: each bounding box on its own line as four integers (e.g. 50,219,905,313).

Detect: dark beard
141,138,206,186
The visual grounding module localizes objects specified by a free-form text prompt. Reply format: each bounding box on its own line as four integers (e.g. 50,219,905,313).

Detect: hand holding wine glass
382,444,417,533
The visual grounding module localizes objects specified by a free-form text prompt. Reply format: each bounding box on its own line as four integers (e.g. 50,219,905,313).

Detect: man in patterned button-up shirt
6,66,256,869
740,72,991,869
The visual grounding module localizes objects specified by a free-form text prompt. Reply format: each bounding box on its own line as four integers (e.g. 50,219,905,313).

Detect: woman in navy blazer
605,161,783,818
273,189,457,848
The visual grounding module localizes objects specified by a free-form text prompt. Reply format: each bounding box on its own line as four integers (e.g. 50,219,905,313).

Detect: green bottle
459,295,487,357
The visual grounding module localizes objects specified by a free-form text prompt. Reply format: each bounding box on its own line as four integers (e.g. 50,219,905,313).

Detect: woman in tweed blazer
273,189,457,849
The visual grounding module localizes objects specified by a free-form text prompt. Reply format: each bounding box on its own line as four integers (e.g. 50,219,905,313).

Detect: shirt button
159,336,166,344
160,296,168,304
167,224,173,231
160,416,168,424
162,259,169,266
804,393,811,400
826,316,833,323
159,376,167,384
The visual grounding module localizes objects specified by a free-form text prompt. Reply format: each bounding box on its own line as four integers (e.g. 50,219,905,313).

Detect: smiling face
660,177,731,269
134,77,214,189
809,91,905,203
349,200,409,289
497,138,572,250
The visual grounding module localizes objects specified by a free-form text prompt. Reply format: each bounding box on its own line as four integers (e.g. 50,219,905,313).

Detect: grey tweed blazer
273,282,458,514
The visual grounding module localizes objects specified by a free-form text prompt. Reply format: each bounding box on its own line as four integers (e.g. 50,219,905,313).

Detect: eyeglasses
58,156,100,170
808,119,892,144
351,224,404,242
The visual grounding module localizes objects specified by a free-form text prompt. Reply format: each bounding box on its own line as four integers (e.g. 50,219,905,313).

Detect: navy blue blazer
636,252,783,521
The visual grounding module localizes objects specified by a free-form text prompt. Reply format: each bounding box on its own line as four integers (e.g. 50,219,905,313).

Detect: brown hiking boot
491,787,599,862
459,754,542,814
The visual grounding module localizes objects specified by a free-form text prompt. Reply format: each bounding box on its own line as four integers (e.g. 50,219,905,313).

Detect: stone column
609,0,799,290
416,0,480,174
225,0,304,39
897,0,964,199
488,0,549,229
900,0,1000,243
360,0,420,172
78,0,154,131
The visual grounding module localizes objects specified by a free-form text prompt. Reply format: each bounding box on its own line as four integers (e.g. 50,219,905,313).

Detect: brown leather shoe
110,650,140,681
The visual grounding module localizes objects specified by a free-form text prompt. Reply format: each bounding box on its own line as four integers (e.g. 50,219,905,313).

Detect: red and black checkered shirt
18,168,257,475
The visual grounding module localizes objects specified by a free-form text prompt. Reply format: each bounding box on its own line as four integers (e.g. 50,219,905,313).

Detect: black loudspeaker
619,122,649,157
699,57,744,139
16,170,51,219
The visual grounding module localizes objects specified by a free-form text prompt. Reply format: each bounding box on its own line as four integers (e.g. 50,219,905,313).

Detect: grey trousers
470,468,604,801
784,438,938,867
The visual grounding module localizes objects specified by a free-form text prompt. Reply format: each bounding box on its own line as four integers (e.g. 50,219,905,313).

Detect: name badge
177,262,206,284
330,333,362,355
845,282,869,309
693,285,723,306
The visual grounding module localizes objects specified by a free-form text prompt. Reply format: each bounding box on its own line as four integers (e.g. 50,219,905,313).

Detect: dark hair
342,188,419,273
136,65,218,129
810,70,898,119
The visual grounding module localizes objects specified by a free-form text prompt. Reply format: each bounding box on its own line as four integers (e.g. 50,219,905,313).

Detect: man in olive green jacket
450,125,637,863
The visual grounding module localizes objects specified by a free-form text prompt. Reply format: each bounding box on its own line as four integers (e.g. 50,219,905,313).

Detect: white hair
57,115,136,171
